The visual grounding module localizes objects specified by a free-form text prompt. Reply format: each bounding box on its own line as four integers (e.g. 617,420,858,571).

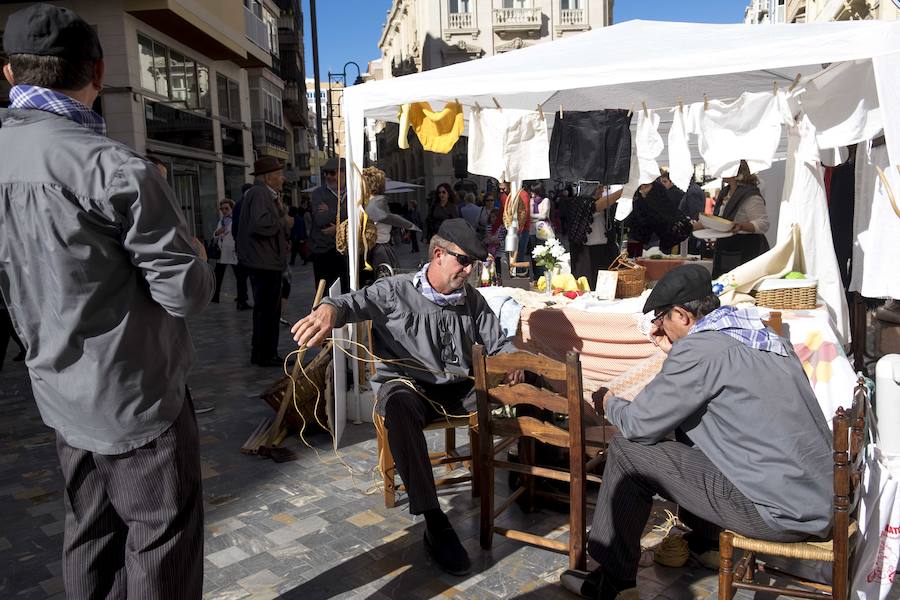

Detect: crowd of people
1,6,823,600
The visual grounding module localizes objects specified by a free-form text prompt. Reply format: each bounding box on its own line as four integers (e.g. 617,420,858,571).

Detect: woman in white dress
212,199,238,303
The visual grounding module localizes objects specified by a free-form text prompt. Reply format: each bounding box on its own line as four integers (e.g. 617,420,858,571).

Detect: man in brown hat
236,156,293,366
309,156,350,292
1,4,213,598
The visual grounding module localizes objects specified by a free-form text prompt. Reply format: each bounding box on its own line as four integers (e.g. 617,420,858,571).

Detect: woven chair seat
728,520,857,562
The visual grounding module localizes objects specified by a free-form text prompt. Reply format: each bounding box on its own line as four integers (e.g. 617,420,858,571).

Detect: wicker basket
259,342,332,432
608,252,647,298
336,219,378,256
754,279,818,310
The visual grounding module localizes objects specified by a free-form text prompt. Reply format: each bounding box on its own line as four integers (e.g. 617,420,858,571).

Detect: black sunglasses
651,306,673,327
443,248,476,267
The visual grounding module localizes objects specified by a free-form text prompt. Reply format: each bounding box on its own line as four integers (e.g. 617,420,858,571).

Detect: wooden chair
473,344,600,571
718,377,869,600
375,412,479,509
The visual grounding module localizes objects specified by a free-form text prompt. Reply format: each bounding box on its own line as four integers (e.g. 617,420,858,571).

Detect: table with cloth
477,287,856,418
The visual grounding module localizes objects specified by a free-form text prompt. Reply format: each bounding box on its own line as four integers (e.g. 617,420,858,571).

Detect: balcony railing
492,7,541,30
144,100,214,152
559,8,586,26
278,14,297,31
448,12,474,29
244,7,270,52
252,121,287,151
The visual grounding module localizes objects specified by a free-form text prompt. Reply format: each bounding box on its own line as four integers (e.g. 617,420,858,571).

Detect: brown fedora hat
251,156,285,176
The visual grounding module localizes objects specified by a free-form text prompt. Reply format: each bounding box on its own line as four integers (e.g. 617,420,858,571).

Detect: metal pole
309,0,324,151
326,71,336,157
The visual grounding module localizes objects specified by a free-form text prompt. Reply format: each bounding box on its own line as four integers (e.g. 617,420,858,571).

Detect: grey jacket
235,182,290,271
321,274,514,386
0,108,214,454
605,331,833,537
308,184,347,254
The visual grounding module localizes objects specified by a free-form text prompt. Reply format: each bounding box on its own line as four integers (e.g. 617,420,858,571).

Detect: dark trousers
571,242,619,287
379,380,475,515
588,436,805,581
248,268,283,362
56,395,203,600
1,308,26,370
234,262,250,306
311,248,349,293
212,262,238,302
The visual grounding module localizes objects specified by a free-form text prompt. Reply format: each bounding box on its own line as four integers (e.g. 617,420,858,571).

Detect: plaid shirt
413,263,467,307
10,85,107,136
690,305,788,356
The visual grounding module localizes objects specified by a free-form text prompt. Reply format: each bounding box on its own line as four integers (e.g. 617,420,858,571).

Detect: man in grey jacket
562,264,833,600
1,5,213,599
308,156,349,292
236,156,292,366
292,219,528,577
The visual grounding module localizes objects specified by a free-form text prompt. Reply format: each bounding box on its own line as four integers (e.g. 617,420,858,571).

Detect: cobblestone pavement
1,242,897,599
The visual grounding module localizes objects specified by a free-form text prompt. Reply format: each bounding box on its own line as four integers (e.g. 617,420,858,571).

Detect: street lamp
326,61,364,157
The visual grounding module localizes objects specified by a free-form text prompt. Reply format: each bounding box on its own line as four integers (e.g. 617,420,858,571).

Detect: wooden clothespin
788,72,802,92
641,101,649,118
677,98,684,112
559,103,564,119
537,103,544,120
627,103,634,117
492,96,502,110
703,94,709,111
474,100,482,111
454,97,460,106
773,81,778,95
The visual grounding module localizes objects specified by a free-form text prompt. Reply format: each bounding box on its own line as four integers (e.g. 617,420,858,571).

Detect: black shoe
560,569,637,600
423,522,471,576
236,302,252,311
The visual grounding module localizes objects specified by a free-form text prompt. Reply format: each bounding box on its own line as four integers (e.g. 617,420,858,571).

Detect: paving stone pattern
1,242,898,599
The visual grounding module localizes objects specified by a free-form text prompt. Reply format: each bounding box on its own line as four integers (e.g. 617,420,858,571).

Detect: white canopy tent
335,18,900,423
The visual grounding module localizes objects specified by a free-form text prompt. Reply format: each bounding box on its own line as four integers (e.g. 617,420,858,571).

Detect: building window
261,80,283,128
560,0,581,8
138,34,209,110
263,8,279,58
449,0,471,13
502,0,528,8
216,74,242,123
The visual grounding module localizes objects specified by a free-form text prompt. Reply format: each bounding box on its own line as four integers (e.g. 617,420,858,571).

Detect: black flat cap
438,218,487,262
3,4,103,60
642,264,712,314
322,157,346,173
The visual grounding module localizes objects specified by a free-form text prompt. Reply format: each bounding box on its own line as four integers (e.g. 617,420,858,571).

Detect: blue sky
303,1,749,84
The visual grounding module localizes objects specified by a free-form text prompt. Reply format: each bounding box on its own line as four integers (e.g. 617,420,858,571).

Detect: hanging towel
667,106,693,191
467,107,550,182
777,115,850,344
398,101,464,154
548,109,632,183
636,108,664,185
688,90,792,178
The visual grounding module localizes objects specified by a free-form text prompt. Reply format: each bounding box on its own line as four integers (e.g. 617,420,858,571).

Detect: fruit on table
784,271,807,279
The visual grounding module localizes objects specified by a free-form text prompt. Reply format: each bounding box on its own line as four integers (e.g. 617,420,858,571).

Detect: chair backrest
472,345,583,449
831,376,869,598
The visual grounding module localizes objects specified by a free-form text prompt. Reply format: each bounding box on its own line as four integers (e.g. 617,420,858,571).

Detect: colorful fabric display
398,101,464,154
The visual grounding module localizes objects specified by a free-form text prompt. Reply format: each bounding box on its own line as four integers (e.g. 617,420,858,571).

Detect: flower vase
545,268,553,295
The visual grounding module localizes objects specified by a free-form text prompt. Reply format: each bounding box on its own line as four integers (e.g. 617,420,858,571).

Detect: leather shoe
423,523,471,576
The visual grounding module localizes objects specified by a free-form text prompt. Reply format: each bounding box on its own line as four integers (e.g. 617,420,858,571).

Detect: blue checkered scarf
10,85,107,136
413,263,467,307
690,306,788,356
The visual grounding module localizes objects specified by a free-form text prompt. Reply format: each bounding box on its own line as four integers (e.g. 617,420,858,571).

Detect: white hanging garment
791,60,883,155
688,90,792,178
467,106,550,182
617,125,640,221
851,142,900,299
777,115,850,344
667,106,692,191
635,108,663,185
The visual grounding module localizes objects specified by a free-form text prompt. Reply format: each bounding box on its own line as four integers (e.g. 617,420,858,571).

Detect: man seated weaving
562,264,833,600
291,219,525,576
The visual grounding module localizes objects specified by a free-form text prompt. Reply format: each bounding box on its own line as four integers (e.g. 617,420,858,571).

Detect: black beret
437,218,487,262
642,264,712,314
3,4,102,61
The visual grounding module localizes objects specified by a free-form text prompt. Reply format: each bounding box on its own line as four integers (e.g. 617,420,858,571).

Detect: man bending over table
562,264,833,600
291,219,527,576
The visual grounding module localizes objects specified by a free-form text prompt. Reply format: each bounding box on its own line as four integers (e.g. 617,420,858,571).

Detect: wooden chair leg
718,531,735,600
376,415,396,509
445,426,456,473
478,425,494,550
468,414,480,498
520,437,536,513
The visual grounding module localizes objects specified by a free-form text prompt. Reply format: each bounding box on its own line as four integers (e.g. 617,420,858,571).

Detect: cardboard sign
595,270,619,300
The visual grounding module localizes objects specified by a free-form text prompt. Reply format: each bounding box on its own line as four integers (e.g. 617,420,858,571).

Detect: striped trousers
56,396,204,600
588,435,806,580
